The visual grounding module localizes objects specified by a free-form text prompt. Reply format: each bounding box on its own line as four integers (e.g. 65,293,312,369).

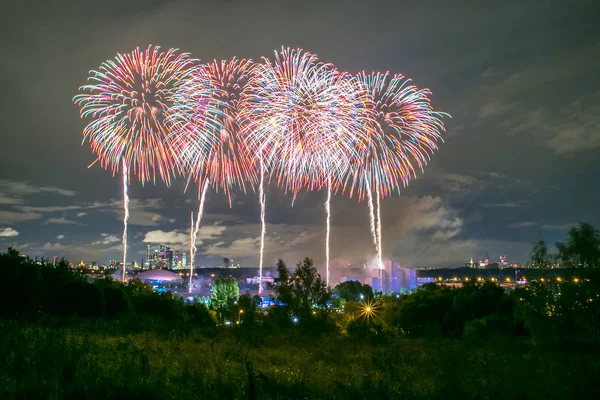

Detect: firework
346,72,447,272
171,58,257,200
240,48,369,285
74,45,199,185
170,58,259,288
74,45,198,281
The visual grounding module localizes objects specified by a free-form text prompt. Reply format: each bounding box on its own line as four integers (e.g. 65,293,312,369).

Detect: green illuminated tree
210,277,239,320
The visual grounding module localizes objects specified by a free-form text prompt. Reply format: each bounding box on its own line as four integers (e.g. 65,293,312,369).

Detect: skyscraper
146,245,151,269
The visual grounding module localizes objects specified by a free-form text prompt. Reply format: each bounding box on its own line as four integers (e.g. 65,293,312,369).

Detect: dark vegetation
2,223,600,399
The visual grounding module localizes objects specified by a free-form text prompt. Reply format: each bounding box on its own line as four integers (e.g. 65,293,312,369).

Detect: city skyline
1,0,599,270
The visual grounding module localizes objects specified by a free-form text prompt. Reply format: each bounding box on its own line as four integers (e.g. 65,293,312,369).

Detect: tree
236,293,258,325
273,259,293,306
334,280,373,302
210,277,239,320
530,240,550,268
556,222,600,268
273,258,330,317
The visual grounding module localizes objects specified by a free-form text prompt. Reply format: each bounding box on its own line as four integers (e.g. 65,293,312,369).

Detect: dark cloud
1,0,599,269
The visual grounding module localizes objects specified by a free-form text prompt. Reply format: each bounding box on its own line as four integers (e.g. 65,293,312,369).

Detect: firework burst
74,45,199,185
348,72,448,271
240,47,368,194
74,45,198,281
171,58,258,200
240,48,369,285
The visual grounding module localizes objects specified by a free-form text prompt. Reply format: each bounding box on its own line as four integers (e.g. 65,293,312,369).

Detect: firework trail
240,48,368,285
189,211,194,291
189,179,210,293
366,178,378,254
74,46,198,280
258,159,266,293
376,179,383,271
325,176,331,285
122,160,129,282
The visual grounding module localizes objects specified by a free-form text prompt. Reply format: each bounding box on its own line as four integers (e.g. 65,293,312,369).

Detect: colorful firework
348,72,448,271
169,58,259,288
240,48,368,194
170,58,257,200
74,45,200,185
74,45,199,281
240,48,369,285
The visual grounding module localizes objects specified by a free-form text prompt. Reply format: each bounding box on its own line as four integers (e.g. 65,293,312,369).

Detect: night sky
1,0,599,271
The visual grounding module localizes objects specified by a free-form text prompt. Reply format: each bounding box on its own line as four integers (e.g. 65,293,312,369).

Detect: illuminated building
371,260,417,292
146,245,151,268
467,257,477,268
499,255,508,267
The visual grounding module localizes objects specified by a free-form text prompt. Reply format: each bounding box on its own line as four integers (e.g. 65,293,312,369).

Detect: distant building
371,260,417,292
247,276,275,285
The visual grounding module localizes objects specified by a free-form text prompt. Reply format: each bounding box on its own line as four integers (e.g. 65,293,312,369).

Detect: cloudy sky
1,0,598,270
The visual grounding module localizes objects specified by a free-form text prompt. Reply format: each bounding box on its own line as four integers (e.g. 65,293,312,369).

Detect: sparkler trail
258,159,266,294
189,179,210,292
122,160,129,282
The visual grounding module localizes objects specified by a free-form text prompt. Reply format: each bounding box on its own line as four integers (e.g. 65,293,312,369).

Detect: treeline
2,247,600,343
2,249,600,399
530,222,600,268
0,248,215,332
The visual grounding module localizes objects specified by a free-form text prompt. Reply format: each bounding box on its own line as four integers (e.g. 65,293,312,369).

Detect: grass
2,320,599,399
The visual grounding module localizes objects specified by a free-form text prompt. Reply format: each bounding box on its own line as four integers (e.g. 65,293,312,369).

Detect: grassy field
2,321,599,400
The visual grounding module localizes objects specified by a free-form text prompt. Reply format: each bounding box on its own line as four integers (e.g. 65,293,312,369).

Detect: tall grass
2,321,599,399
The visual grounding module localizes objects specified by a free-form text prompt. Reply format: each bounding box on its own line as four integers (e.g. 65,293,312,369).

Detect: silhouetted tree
334,280,373,302
273,258,330,319
530,240,551,268
556,222,600,268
